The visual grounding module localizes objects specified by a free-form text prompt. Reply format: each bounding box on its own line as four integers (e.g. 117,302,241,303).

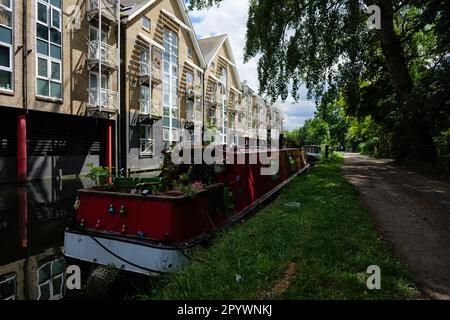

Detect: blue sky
188,0,317,130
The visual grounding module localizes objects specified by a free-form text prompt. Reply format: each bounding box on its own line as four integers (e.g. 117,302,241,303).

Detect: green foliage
188,0,449,166
142,155,419,299
85,163,112,187
434,127,450,172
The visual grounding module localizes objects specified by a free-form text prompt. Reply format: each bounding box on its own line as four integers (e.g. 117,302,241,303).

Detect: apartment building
119,0,206,173
0,0,120,183
198,34,242,146
0,0,284,182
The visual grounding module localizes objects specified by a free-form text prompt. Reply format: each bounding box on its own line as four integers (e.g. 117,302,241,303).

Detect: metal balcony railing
88,41,118,69
140,99,162,119
185,104,203,124
88,88,118,113
140,139,155,157
87,0,119,24
139,62,162,83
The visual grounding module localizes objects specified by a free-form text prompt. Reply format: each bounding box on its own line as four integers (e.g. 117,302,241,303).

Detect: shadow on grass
139,155,420,300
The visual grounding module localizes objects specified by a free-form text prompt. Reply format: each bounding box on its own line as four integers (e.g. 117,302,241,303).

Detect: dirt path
342,153,450,298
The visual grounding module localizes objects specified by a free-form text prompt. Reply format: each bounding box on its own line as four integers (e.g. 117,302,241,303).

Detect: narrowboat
64,148,309,276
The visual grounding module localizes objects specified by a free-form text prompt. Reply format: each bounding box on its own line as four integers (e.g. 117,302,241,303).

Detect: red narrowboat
64,148,309,276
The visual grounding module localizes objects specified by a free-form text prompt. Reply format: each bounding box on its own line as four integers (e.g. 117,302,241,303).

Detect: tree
188,0,449,162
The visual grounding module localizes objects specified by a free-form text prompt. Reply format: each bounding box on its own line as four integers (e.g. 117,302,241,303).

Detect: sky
188,0,317,131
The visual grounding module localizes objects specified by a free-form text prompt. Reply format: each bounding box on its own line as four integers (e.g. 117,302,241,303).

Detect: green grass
142,154,420,300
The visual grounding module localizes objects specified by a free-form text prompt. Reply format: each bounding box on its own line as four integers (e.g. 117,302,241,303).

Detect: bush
434,128,450,172
359,137,380,156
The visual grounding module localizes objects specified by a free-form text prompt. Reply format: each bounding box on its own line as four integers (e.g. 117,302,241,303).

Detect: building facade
198,34,243,146
0,0,284,183
120,0,206,173
0,0,120,183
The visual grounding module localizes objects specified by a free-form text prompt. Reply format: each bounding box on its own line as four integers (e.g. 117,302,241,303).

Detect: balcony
139,99,163,123
87,88,118,114
186,85,202,102
140,139,155,158
88,41,118,71
87,0,119,25
139,62,162,85
184,103,202,128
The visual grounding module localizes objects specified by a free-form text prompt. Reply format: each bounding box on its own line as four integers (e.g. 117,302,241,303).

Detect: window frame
35,0,63,100
0,0,14,92
142,16,151,31
37,259,65,301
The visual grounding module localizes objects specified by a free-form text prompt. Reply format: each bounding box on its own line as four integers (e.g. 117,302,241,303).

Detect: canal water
0,178,150,300
0,178,87,300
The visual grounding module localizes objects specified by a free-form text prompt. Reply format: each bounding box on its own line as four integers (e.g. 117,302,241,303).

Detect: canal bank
143,155,421,300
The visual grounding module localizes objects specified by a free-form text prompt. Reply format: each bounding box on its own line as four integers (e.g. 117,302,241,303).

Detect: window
0,273,16,300
186,71,193,90
140,85,150,114
187,47,192,59
211,62,215,70
36,0,62,99
140,48,149,76
142,16,151,31
162,29,179,143
37,258,65,300
220,67,227,86
0,0,13,90
89,71,109,107
140,125,154,157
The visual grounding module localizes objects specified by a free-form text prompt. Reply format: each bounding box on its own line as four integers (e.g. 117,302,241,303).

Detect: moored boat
64,148,309,276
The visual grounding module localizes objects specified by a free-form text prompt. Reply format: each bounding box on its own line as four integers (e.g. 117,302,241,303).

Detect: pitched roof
121,0,152,19
199,34,241,90
120,0,206,68
198,34,227,66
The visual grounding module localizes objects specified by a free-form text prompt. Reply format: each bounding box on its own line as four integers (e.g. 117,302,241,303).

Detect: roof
198,34,227,66
120,0,206,69
121,0,153,19
198,34,242,90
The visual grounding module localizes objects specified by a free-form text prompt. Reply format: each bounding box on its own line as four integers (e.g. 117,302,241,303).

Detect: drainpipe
202,72,206,146
17,0,29,183
116,0,121,176
22,0,28,114
106,120,113,183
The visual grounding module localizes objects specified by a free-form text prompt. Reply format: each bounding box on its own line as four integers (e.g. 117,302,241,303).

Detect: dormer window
142,17,151,31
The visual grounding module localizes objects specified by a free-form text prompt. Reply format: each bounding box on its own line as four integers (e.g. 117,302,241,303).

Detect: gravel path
343,153,450,298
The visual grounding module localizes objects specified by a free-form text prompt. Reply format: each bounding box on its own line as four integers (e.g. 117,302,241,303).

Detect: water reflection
0,178,92,300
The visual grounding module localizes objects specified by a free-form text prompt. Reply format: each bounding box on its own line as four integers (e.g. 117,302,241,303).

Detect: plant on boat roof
159,150,180,192
85,163,112,187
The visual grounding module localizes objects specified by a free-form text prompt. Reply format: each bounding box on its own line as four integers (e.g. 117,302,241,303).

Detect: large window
162,29,179,143
0,0,13,90
37,258,65,300
36,0,62,99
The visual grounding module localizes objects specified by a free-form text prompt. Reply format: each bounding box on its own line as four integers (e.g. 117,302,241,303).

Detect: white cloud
189,0,316,130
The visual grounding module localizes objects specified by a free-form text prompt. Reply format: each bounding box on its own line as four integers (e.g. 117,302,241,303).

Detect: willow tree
189,0,449,161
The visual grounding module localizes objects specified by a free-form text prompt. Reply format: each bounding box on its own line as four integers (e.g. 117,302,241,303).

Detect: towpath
343,153,450,299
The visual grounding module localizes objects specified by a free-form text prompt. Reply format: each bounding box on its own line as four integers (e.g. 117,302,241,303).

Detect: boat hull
64,149,309,275
64,231,191,276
